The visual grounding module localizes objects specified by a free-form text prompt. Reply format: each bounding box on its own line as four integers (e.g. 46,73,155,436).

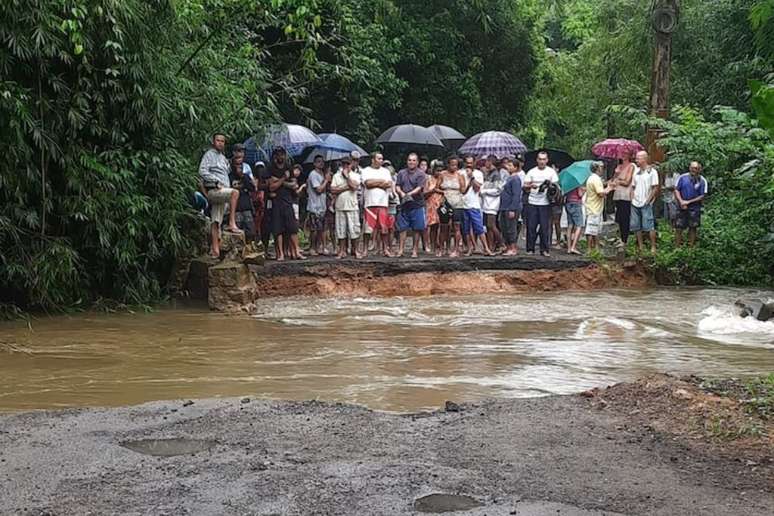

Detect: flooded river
1,288,773,412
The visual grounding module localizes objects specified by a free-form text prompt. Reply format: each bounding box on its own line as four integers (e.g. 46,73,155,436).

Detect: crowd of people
197,134,708,261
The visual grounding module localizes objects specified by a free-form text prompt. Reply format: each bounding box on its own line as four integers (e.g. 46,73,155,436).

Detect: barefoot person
331,157,363,258
395,153,428,258
306,155,330,256
461,155,493,256
438,156,466,257
361,152,394,257
584,161,611,253
198,133,242,257
498,158,523,256
480,156,507,253
630,151,660,254
674,161,708,247
267,147,301,261
424,161,445,255
564,177,585,255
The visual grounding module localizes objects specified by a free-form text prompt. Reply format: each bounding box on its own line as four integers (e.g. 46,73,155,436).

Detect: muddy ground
1,375,771,515
251,260,652,299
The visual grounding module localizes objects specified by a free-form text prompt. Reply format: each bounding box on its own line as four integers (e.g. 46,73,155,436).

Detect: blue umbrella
302,133,367,163
244,123,322,164
559,160,594,194
318,133,367,154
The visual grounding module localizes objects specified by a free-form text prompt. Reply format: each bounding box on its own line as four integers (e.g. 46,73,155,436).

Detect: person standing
198,133,242,258
228,145,257,241
461,156,493,256
564,179,585,255
306,155,330,256
611,151,634,244
361,152,394,257
498,158,523,256
423,161,445,255
523,151,559,257
438,157,466,257
662,168,681,227
330,157,363,258
480,156,507,254
395,153,428,258
584,161,611,252
267,147,301,261
674,161,708,247
630,150,660,254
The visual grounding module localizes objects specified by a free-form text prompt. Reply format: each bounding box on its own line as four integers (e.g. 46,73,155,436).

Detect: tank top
441,173,464,209
613,163,634,201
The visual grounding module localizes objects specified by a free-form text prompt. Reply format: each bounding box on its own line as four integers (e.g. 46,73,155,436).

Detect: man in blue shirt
674,161,708,247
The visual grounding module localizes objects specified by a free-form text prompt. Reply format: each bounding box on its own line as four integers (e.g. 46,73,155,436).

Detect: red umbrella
591,138,644,160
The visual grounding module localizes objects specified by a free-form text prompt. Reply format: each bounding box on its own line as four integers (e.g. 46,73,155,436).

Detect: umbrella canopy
427,124,466,142
303,148,353,164
301,133,367,164
591,138,644,160
317,133,367,154
375,124,444,147
244,123,322,164
523,148,575,172
458,131,528,159
559,160,594,194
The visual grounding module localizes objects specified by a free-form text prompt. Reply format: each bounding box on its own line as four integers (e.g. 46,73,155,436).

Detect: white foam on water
698,306,774,346
574,317,638,339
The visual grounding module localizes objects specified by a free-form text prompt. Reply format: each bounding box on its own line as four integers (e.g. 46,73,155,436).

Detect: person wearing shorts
630,151,660,253
330,157,362,258
395,153,428,258
564,182,585,255
361,152,394,257
584,161,610,252
198,133,242,257
674,161,708,247
461,155,494,256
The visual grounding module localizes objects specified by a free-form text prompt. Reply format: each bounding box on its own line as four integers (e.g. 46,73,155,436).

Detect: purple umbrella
458,131,528,158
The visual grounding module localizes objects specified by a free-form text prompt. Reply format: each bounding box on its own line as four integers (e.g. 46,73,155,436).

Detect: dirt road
1,378,771,515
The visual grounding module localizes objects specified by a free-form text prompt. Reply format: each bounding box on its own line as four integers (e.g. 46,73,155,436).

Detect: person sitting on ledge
198,133,242,258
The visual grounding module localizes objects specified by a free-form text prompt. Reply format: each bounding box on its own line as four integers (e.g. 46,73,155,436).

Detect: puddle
414,493,483,513
119,438,216,457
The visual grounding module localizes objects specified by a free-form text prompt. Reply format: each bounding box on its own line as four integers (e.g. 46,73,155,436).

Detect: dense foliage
0,0,772,313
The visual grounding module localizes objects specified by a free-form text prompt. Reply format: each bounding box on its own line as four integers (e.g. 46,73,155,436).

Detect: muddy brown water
1,288,772,413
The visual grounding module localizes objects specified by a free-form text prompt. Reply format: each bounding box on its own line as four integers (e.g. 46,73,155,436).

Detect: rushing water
1,288,773,413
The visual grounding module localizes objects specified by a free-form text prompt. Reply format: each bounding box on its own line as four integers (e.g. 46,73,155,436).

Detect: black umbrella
523,148,576,172
375,124,445,147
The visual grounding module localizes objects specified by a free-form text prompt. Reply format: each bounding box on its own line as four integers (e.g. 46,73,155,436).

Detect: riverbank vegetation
1,0,772,314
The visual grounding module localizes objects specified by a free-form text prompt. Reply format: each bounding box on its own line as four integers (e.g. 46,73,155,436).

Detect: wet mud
1,375,771,515
253,262,652,298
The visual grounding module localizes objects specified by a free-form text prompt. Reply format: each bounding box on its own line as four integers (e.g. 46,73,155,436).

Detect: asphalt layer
1,395,772,515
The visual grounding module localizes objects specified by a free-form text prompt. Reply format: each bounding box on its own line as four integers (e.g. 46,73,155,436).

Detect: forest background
1,0,772,313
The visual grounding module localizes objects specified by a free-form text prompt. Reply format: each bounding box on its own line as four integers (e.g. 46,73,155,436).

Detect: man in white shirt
361,152,394,257
461,156,493,256
523,151,559,257
630,150,660,253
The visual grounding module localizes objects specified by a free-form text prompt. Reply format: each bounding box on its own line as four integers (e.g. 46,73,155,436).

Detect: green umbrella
559,160,594,194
